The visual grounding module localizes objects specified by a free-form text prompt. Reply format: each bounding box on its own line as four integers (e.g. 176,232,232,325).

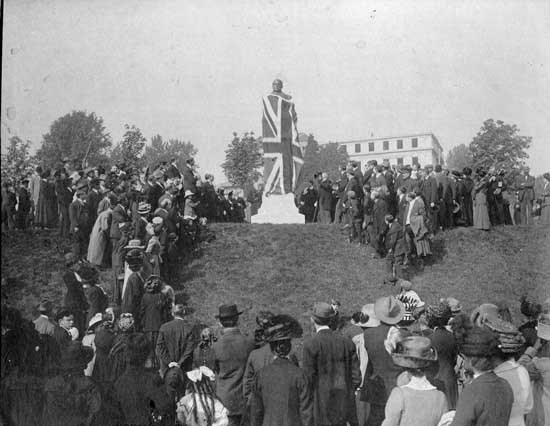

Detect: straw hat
374,296,405,325
392,336,438,369
87,313,104,331
264,314,303,342
356,304,381,328
137,202,151,215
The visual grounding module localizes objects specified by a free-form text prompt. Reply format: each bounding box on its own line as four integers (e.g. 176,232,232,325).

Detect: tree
222,132,263,188
469,119,532,171
111,124,147,169
1,136,33,183
143,134,198,170
296,134,349,188
446,143,474,172
37,110,112,169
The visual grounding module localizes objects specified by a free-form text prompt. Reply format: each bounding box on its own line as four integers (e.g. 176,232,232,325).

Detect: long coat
451,371,513,426
250,357,314,426
302,328,361,426
121,271,145,323
87,208,112,266
384,222,406,256
156,317,199,376
318,180,334,211
212,328,256,416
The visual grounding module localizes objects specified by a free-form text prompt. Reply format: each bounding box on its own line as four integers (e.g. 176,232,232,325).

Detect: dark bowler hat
311,302,336,320
216,304,243,319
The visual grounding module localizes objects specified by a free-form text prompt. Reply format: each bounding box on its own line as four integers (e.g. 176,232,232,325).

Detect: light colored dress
382,375,448,426
87,207,112,266
82,333,96,377
519,346,550,426
473,180,491,230
494,359,533,426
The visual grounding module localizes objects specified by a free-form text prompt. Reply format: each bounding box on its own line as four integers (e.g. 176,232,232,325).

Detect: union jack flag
262,93,303,195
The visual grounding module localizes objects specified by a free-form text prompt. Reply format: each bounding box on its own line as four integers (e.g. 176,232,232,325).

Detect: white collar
315,325,331,333
473,370,489,379
39,314,49,319
403,375,436,391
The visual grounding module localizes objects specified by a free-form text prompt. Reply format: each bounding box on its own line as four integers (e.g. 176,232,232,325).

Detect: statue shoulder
269,91,293,101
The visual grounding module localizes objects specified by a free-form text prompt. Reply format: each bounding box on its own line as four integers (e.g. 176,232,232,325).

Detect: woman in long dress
87,196,113,267
35,170,58,229
540,173,550,225
405,192,432,257
472,170,491,231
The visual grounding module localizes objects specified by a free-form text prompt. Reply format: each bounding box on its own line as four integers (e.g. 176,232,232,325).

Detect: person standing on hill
213,304,256,426
515,167,535,225
303,302,361,426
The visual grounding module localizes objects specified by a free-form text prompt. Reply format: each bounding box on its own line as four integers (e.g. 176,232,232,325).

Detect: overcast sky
2,0,549,180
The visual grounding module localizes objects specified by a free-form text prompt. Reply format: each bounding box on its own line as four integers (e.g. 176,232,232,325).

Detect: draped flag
261,93,303,195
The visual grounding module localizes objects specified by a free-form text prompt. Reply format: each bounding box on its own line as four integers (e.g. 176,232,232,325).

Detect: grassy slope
2,224,549,341
185,223,550,336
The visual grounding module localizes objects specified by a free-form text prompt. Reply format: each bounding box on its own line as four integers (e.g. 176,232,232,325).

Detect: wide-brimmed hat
470,303,499,326
124,239,145,250
311,302,337,320
481,316,525,354
87,313,104,331
458,326,500,357
357,304,381,328
184,190,195,198
264,314,303,342
137,202,151,215
397,295,419,323
374,296,405,325
60,341,94,371
216,304,243,319
452,200,461,214
392,336,438,368
152,216,163,225
77,264,99,284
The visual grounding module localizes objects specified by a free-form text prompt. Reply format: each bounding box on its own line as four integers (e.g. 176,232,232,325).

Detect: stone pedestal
252,193,304,224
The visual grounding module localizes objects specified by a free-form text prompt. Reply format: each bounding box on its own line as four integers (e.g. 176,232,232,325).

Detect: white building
336,133,444,169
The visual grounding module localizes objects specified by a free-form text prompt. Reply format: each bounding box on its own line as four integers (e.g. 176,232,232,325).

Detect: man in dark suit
165,158,182,180
460,168,474,226
53,309,74,348
420,165,439,233
250,315,313,426
213,304,256,426
302,302,361,426
69,191,89,259
383,214,407,283
156,304,198,378
147,172,165,212
515,167,535,225
182,158,198,194
368,190,388,258
317,173,333,224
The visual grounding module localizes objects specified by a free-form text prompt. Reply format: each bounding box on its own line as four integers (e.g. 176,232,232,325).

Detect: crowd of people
0,156,252,237
296,161,549,280
1,278,549,426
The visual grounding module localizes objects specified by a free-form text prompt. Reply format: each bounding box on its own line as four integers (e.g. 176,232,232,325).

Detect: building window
412,156,419,166
397,139,403,149
412,138,418,148
355,143,361,153
368,142,374,152
397,158,403,165
383,140,389,151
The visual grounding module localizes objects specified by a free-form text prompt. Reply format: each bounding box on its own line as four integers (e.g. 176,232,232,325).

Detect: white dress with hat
87,207,112,266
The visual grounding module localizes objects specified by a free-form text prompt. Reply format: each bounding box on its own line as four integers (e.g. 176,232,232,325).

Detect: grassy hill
2,223,549,342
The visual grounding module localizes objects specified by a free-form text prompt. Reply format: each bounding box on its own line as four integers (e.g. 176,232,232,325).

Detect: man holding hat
156,304,199,378
250,314,313,426
212,304,255,426
302,302,361,426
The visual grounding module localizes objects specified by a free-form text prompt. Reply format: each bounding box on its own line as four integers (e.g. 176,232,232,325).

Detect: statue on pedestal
253,79,305,223
261,79,303,195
